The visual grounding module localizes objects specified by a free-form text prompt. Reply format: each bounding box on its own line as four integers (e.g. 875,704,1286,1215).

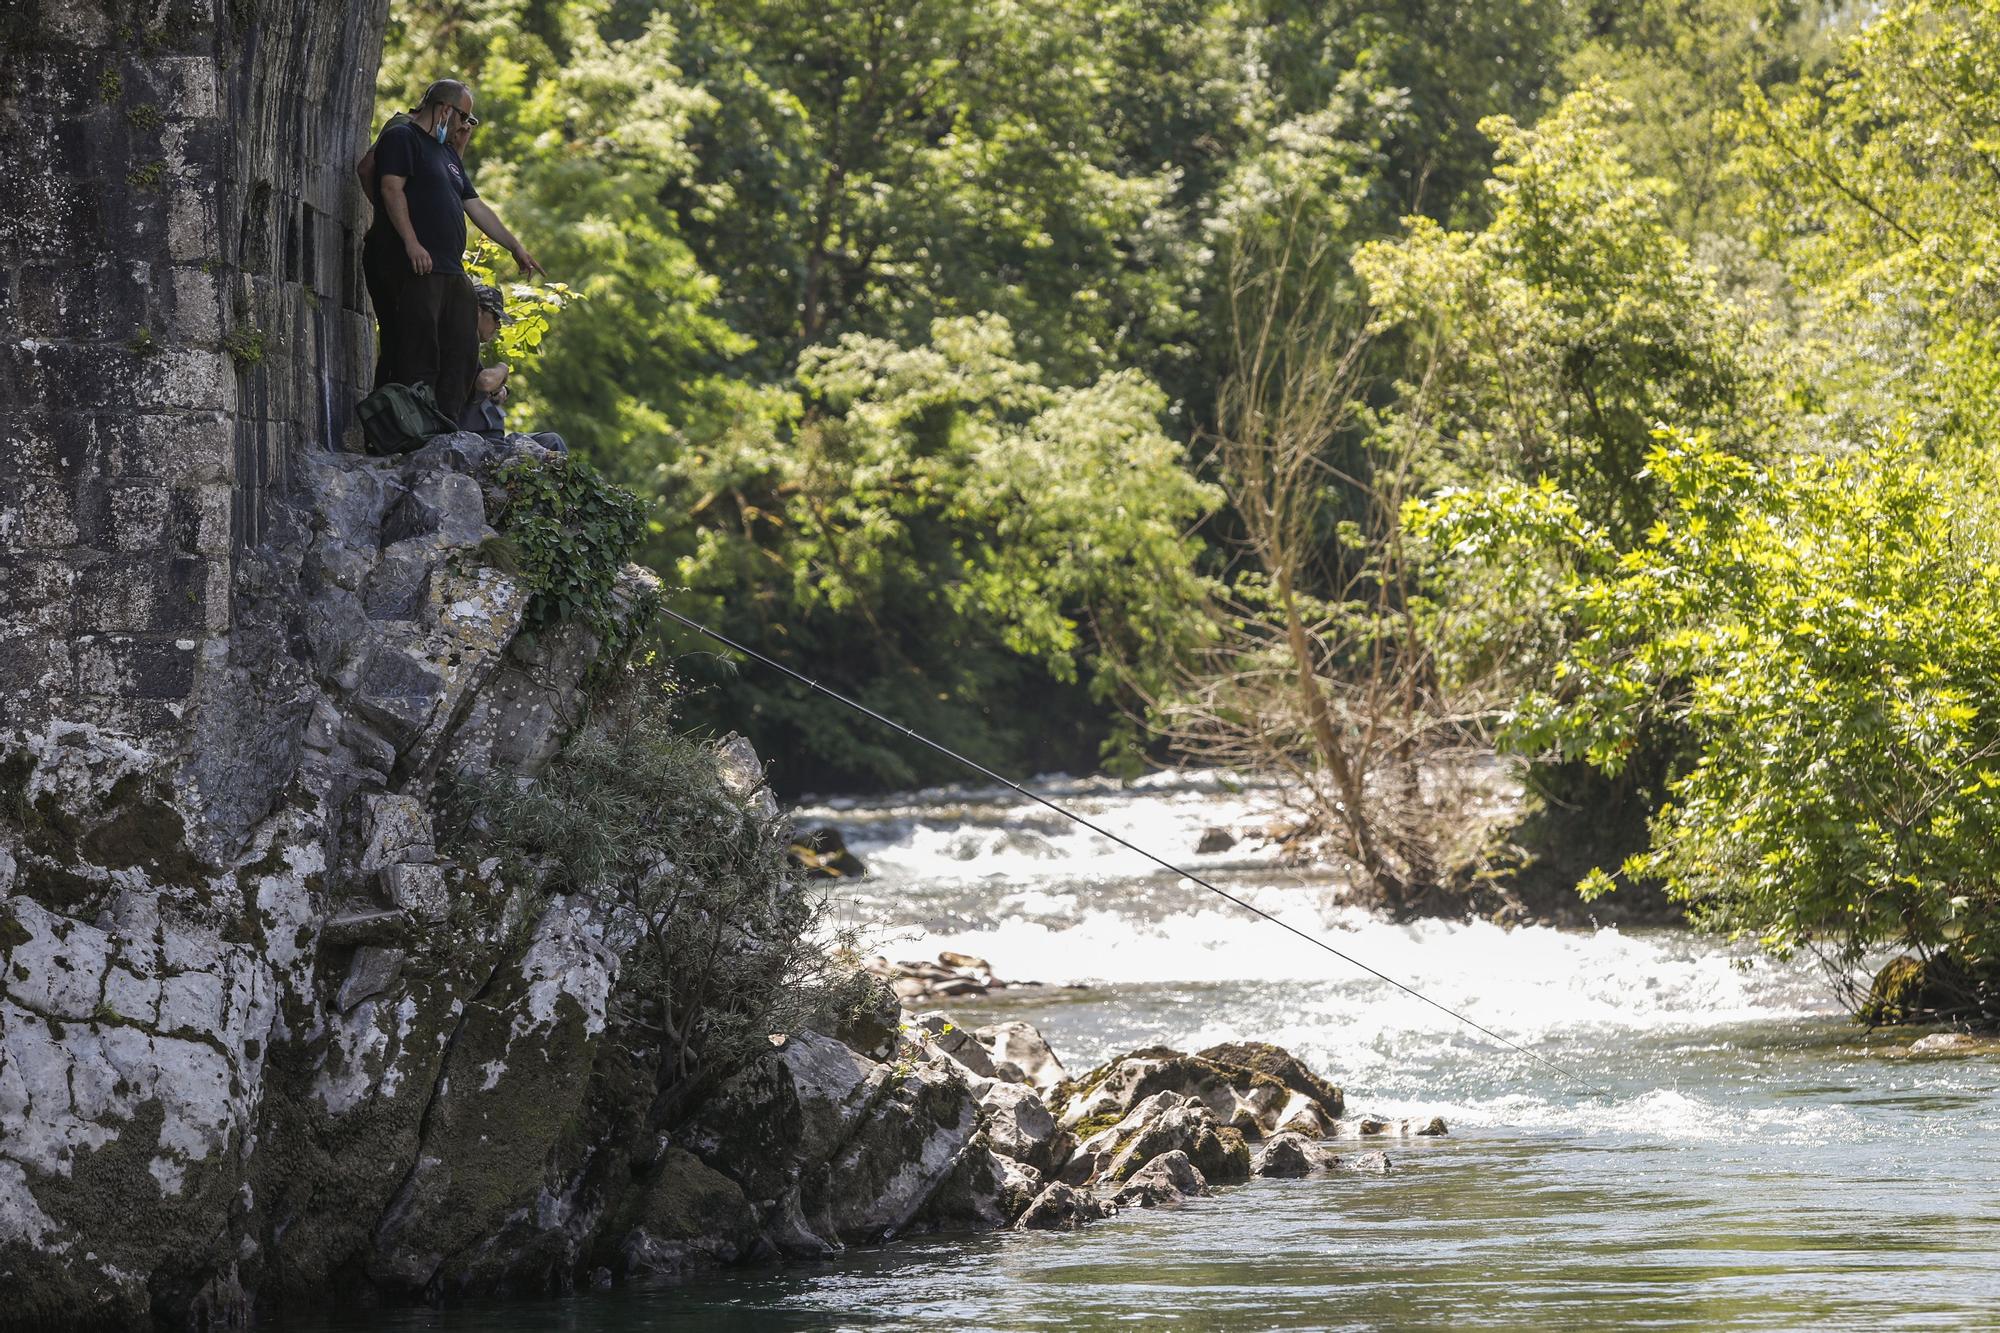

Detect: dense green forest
381,0,2000,1020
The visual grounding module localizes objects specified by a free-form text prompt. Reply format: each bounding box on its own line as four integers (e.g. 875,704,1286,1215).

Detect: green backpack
356,381,457,455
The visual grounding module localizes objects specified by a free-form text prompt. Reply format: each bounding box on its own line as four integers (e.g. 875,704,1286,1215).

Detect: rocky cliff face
0,433,653,1326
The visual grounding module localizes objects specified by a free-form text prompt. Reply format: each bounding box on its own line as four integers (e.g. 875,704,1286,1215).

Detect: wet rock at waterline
1014,1182,1116,1231
977,1020,1070,1093
1111,1150,1209,1206
1054,1044,1344,1142
1253,1132,1336,1178
1196,826,1237,854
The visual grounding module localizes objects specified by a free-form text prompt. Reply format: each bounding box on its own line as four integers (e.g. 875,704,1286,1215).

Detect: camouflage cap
471,282,512,324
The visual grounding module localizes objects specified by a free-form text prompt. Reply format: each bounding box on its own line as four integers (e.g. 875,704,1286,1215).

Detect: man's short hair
418,79,471,111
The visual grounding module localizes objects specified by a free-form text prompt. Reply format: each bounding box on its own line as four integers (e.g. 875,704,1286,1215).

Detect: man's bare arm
463,198,544,275
379,176,432,275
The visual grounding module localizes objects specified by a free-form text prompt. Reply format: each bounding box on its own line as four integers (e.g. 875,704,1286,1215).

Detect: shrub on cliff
462,685,869,1102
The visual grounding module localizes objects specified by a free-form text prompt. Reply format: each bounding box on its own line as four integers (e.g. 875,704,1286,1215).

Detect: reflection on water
287,774,2000,1331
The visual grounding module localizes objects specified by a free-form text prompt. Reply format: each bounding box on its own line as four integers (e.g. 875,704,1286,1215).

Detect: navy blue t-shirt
374,120,478,273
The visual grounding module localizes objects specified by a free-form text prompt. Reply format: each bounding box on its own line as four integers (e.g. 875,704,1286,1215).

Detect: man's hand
476,366,508,396
405,240,433,275
512,246,545,277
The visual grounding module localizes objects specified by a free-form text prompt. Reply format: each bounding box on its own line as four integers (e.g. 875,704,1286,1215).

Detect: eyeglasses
448,105,480,128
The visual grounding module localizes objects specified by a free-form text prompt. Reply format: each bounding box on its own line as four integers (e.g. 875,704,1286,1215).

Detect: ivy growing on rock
491,452,652,662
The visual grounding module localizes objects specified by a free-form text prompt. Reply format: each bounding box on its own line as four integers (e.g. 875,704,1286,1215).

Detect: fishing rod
658,605,1607,1099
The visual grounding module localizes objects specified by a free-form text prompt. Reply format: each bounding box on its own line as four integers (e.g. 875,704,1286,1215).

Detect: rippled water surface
305,774,2000,1330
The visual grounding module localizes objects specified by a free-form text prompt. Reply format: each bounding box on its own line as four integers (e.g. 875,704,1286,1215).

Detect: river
319,772,2000,1330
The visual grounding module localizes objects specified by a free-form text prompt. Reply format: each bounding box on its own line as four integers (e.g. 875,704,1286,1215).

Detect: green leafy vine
491,453,654,668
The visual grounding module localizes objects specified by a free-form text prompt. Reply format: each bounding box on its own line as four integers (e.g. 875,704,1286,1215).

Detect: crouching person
462,283,568,454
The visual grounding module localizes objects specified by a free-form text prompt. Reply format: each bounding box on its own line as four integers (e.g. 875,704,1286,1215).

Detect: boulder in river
1253,1132,1335,1178
975,1020,1070,1093
620,1149,769,1280
1196,827,1237,854
1014,1182,1115,1231
1909,1032,1980,1055
865,951,1038,1003
1064,1090,1251,1186
979,1081,1073,1176
681,1030,1001,1251
1055,1043,1341,1141
1111,1150,1208,1207
1197,1041,1346,1118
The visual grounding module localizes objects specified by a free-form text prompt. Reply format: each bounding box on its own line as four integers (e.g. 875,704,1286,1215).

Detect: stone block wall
0,0,386,754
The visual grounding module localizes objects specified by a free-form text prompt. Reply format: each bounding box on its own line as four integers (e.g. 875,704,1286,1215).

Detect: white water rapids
302,771,2000,1330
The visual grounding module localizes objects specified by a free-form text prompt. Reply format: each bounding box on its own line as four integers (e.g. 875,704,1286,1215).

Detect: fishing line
660,605,1608,1098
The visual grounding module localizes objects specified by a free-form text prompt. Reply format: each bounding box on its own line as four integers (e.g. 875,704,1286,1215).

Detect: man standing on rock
367,79,544,418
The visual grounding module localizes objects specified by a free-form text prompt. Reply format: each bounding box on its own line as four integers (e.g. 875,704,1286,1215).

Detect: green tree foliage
1567,0,1841,241
1358,86,1778,550
1733,0,2000,458
1413,435,2000,1009
673,315,1219,785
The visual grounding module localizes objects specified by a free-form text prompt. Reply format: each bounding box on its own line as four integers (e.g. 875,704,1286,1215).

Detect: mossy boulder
620,1149,766,1280
1862,952,1999,1026
1054,1043,1338,1141
1196,1041,1344,1118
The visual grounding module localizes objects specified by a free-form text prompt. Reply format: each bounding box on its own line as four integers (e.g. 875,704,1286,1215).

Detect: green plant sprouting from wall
222,325,264,367
491,453,653,663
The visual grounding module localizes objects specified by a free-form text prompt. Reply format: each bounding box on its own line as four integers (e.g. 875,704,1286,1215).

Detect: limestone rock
1253,1132,1335,1179
367,897,621,1295
1104,1101,1251,1186
620,1149,767,1280
334,945,404,1013
975,1020,1069,1094
1111,1150,1208,1207
1013,1182,1114,1231
379,862,447,922
1196,1041,1345,1118
357,794,432,873
1056,1044,1336,1141
978,1080,1072,1176
684,1029,995,1251
918,1011,998,1081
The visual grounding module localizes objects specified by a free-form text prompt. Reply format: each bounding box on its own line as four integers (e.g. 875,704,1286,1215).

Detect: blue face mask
434,117,450,145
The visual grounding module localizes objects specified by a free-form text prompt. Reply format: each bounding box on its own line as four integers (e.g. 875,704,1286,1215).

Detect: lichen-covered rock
917,1011,999,1082
681,1028,1008,1251
0,432,665,1323
367,896,621,1295
1196,1041,1344,1119
978,1081,1072,1176
1055,1044,1336,1142
1111,1150,1208,1207
1107,1102,1251,1185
